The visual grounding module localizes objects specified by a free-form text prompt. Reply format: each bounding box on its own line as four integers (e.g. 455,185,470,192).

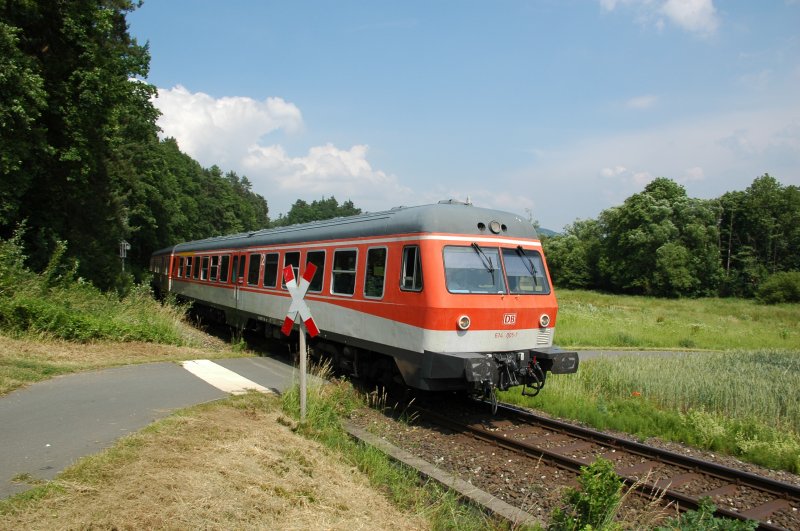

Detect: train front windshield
444,245,550,295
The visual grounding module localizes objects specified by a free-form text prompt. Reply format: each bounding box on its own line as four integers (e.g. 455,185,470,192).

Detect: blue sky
128,1,799,230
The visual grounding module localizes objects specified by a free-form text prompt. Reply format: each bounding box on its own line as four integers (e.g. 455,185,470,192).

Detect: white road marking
182,359,271,395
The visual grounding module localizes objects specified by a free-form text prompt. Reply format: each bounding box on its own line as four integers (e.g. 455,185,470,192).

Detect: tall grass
555,289,799,350
0,229,187,344
501,350,800,473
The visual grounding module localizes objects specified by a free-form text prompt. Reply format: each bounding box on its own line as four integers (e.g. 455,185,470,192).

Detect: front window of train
443,245,504,293
502,247,550,294
443,245,550,294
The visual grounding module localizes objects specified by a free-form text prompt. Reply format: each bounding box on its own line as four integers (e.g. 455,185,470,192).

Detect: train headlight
539,313,551,327
457,315,471,330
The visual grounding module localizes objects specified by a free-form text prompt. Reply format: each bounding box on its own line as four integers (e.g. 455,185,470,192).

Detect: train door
230,252,247,309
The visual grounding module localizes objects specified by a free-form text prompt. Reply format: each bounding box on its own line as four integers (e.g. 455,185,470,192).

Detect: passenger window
332,249,357,295
247,253,262,286
231,256,239,282
200,256,209,280
193,256,201,279
364,248,387,298
177,257,184,278
237,255,246,281
283,251,300,288
306,250,325,292
263,253,279,288
401,246,423,291
184,256,192,278
210,256,219,281
219,255,230,282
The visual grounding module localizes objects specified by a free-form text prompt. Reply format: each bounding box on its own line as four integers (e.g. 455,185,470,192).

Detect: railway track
411,402,799,530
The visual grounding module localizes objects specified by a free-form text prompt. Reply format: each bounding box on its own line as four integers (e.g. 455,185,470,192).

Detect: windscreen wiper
471,242,495,272
516,245,541,288
516,246,538,275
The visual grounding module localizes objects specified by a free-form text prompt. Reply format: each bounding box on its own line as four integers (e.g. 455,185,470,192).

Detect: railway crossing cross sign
280,262,318,424
280,263,320,337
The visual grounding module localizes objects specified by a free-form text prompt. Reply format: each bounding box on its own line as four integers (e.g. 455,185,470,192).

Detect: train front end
399,207,579,401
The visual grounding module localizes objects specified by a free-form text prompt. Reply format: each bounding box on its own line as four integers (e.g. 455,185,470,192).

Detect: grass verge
280,366,516,530
0,392,430,530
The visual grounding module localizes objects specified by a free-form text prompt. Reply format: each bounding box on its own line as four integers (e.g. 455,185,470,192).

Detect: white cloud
152,85,412,216
680,166,706,182
155,85,303,168
660,0,718,35
599,0,719,35
626,95,658,109
242,143,414,212
601,165,629,177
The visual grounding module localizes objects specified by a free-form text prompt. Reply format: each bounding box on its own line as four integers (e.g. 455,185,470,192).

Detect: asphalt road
0,355,297,499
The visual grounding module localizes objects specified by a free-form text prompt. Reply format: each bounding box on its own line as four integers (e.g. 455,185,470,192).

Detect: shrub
0,230,187,344
655,497,756,530
756,271,800,304
549,458,623,531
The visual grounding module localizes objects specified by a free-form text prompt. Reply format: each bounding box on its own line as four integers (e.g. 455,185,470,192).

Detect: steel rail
414,403,798,531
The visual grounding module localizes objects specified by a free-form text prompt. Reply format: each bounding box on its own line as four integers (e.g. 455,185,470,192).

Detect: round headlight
489,220,501,234
539,313,551,327
457,315,471,330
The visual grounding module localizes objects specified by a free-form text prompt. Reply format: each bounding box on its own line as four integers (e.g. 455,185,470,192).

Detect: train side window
283,251,300,288
364,247,387,298
210,256,219,281
247,253,262,286
193,256,201,279
200,256,209,280
238,255,246,280
219,255,230,282
401,246,423,291
177,257,184,278
185,256,192,278
332,249,357,296
264,253,279,288
306,250,325,293
231,254,246,283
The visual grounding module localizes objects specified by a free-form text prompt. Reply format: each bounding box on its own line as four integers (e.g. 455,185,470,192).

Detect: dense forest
1,2,797,301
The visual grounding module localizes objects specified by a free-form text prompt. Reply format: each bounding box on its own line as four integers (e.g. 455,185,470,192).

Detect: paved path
0,355,297,499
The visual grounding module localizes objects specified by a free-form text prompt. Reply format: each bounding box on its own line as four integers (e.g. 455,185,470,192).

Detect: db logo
503,313,516,325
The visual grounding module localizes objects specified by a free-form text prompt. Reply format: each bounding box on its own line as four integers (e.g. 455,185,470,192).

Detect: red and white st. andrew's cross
280,263,320,338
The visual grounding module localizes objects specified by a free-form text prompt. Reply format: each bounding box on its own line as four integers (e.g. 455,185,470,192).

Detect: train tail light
457,315,471,330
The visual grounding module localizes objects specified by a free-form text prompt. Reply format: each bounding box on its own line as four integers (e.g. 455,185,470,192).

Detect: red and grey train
150,201,578,398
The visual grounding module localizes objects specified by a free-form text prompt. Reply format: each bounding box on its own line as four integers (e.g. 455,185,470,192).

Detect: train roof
153,201,539,255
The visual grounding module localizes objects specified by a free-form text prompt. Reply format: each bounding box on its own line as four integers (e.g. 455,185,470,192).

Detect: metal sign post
281,263,319,423
119,240,131,272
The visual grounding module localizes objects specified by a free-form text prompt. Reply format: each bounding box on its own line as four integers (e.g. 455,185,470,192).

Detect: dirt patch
2,394,425,530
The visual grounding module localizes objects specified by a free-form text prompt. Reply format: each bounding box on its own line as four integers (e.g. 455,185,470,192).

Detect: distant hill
537,227,559,237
